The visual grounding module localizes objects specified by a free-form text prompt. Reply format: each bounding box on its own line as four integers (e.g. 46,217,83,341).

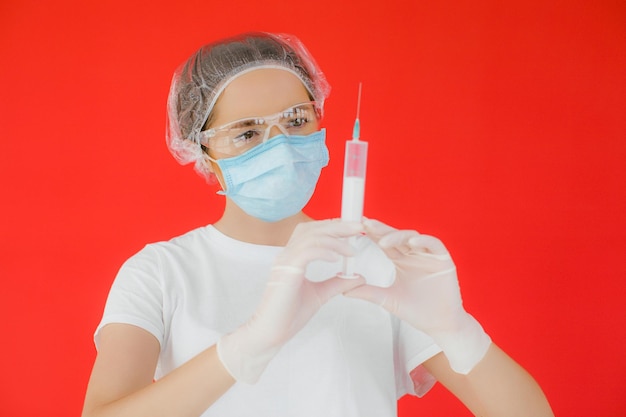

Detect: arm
81,323,235,417
423,344,554,416
83,220,366,417
345,219,553,415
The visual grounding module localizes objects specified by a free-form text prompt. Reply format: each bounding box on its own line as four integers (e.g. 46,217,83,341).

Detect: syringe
340,83,368,278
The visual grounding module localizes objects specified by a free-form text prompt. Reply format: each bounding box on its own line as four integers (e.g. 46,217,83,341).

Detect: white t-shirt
96,225,441,417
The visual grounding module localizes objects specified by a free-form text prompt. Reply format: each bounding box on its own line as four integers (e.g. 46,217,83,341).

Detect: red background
1,0,625,415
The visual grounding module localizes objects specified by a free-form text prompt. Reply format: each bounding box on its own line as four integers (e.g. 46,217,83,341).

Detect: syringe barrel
341,140,368,222
344,140,368,178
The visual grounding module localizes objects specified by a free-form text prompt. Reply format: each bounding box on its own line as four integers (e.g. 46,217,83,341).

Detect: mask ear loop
200,150,227,192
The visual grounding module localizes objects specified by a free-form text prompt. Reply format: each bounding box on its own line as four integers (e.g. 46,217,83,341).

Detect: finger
377,229,420,250
276,237,358,270
313,275,366,304
362,219,398,242
361,228,416,260
362,219,400,257
343,284,397,314
407,234,451,258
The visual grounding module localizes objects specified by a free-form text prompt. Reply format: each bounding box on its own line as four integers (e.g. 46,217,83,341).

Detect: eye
290,116,308,127
284,107,314,128
232,129,261,147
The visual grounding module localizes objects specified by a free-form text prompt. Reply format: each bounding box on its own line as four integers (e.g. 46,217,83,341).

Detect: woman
82,32,553,416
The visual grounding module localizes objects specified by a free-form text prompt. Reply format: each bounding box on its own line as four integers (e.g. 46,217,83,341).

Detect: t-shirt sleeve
394,318,442,398
94,245,165,350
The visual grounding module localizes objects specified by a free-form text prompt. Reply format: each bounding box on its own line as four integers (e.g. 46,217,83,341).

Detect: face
203,69,318,184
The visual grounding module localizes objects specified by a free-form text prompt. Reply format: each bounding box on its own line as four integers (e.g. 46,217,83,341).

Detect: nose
262,123,289,142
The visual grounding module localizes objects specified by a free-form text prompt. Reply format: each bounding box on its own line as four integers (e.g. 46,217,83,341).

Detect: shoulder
127,225,214,262
111,225,215,287
153,224,214,251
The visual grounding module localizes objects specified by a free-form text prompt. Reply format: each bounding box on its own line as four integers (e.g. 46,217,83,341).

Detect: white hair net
166,32,331,181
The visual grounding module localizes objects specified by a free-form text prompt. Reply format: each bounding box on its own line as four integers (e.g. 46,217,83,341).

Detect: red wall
1,1,625,415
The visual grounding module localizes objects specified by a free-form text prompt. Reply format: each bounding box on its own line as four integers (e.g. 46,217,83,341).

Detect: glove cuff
216,329,280,384
431,313,492,375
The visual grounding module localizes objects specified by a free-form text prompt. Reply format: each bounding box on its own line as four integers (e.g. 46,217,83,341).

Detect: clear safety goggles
201,101,321,156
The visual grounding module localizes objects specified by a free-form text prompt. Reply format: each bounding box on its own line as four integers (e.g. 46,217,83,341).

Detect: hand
217,220,366,383
344,219,491,374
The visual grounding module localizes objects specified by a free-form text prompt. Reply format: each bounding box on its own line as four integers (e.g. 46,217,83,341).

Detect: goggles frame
200,101,321,156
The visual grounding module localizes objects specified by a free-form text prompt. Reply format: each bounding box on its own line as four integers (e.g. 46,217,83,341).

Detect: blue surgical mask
214,129,329,222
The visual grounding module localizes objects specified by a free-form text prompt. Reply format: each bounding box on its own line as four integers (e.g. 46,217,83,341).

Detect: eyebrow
226,118,263,129
219,103,315,130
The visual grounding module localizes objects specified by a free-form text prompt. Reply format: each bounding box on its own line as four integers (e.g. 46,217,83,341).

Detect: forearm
424,343,554,417
83,345,235,417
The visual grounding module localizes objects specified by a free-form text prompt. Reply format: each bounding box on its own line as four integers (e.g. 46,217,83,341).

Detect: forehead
211,68,311,126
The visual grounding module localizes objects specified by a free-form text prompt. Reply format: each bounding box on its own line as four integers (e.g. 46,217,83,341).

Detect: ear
198,164,219,185
201,152,216,174
199,154,224,189
206,172,219,184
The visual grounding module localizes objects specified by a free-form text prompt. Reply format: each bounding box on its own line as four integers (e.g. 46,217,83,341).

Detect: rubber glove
344,219,491,374
217,220,366,384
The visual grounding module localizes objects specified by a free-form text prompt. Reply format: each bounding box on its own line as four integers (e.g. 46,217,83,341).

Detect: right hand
217,219,366,384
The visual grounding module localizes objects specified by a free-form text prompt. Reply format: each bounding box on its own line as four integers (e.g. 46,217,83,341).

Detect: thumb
314,276,366,304
343,284,391,310
362,218,396,244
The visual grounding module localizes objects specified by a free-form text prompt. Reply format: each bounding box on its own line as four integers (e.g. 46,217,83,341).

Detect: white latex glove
344,219,491,374
217,220,366,384
305,234,396,287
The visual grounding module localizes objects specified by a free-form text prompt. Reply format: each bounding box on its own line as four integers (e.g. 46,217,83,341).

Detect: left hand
344,218,491,374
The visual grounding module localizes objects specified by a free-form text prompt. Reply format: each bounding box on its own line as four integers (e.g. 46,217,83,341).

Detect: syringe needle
356,82,362,120
353,82,362,140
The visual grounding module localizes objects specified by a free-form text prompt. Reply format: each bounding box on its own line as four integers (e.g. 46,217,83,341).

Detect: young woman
82,32,554,417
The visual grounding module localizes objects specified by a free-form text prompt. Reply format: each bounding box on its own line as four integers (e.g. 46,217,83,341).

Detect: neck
213,198,312,246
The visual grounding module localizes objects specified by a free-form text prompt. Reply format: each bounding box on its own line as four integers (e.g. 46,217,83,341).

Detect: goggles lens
202,102,320,156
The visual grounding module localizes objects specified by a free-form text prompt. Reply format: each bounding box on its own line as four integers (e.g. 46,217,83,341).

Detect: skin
82,68,554,417
205,68,317,246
